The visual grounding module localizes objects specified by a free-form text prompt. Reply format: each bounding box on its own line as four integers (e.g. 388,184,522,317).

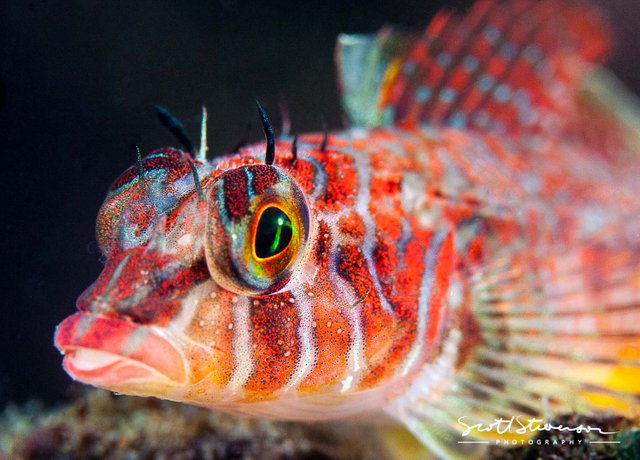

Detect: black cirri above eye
254,206,293,259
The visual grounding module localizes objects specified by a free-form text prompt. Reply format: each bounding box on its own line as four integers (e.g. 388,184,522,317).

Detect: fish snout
75,248,209,327
54,312,187,390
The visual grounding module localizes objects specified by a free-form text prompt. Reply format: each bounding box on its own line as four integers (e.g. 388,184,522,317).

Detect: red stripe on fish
244,293,301,399
222,167,250,220
316,152,358,211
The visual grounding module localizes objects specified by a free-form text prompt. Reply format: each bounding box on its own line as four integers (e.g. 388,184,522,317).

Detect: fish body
55,0,640,457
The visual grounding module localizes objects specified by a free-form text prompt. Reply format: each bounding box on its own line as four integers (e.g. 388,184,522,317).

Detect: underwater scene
2,0,640,458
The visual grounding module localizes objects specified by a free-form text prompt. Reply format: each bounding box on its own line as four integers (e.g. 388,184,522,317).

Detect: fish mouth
54,313,187,389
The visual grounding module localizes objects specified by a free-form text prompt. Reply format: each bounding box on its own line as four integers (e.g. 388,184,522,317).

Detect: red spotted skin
54,122,640,419
54,0,640,425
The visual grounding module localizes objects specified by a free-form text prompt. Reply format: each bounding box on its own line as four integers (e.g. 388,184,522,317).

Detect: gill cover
205,164,311,295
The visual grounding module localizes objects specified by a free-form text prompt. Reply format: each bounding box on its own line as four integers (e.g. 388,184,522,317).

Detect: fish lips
54,312,187,389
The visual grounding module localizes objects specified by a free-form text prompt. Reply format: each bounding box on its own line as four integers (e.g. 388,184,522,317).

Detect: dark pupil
255,207,293,259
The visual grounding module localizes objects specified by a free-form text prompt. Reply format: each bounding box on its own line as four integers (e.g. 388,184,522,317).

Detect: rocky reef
1,389,638,459
0,389,386,459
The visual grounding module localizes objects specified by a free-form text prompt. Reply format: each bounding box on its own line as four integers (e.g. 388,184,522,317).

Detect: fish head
55,147,210,397
55,144,327,409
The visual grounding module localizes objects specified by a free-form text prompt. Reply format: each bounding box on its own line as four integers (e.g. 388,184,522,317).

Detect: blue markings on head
244,166,255,201
216,184,231,228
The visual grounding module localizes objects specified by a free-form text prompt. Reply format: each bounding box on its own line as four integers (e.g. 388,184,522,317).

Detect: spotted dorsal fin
337,0,612,145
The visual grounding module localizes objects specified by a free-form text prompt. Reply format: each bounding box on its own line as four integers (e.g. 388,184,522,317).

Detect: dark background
1,0,639,409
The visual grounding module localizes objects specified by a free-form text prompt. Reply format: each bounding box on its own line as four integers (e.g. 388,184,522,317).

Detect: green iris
255,207,293,259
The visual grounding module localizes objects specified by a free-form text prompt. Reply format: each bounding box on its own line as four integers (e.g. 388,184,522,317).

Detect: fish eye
254,206,293,259
205,164,311,295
